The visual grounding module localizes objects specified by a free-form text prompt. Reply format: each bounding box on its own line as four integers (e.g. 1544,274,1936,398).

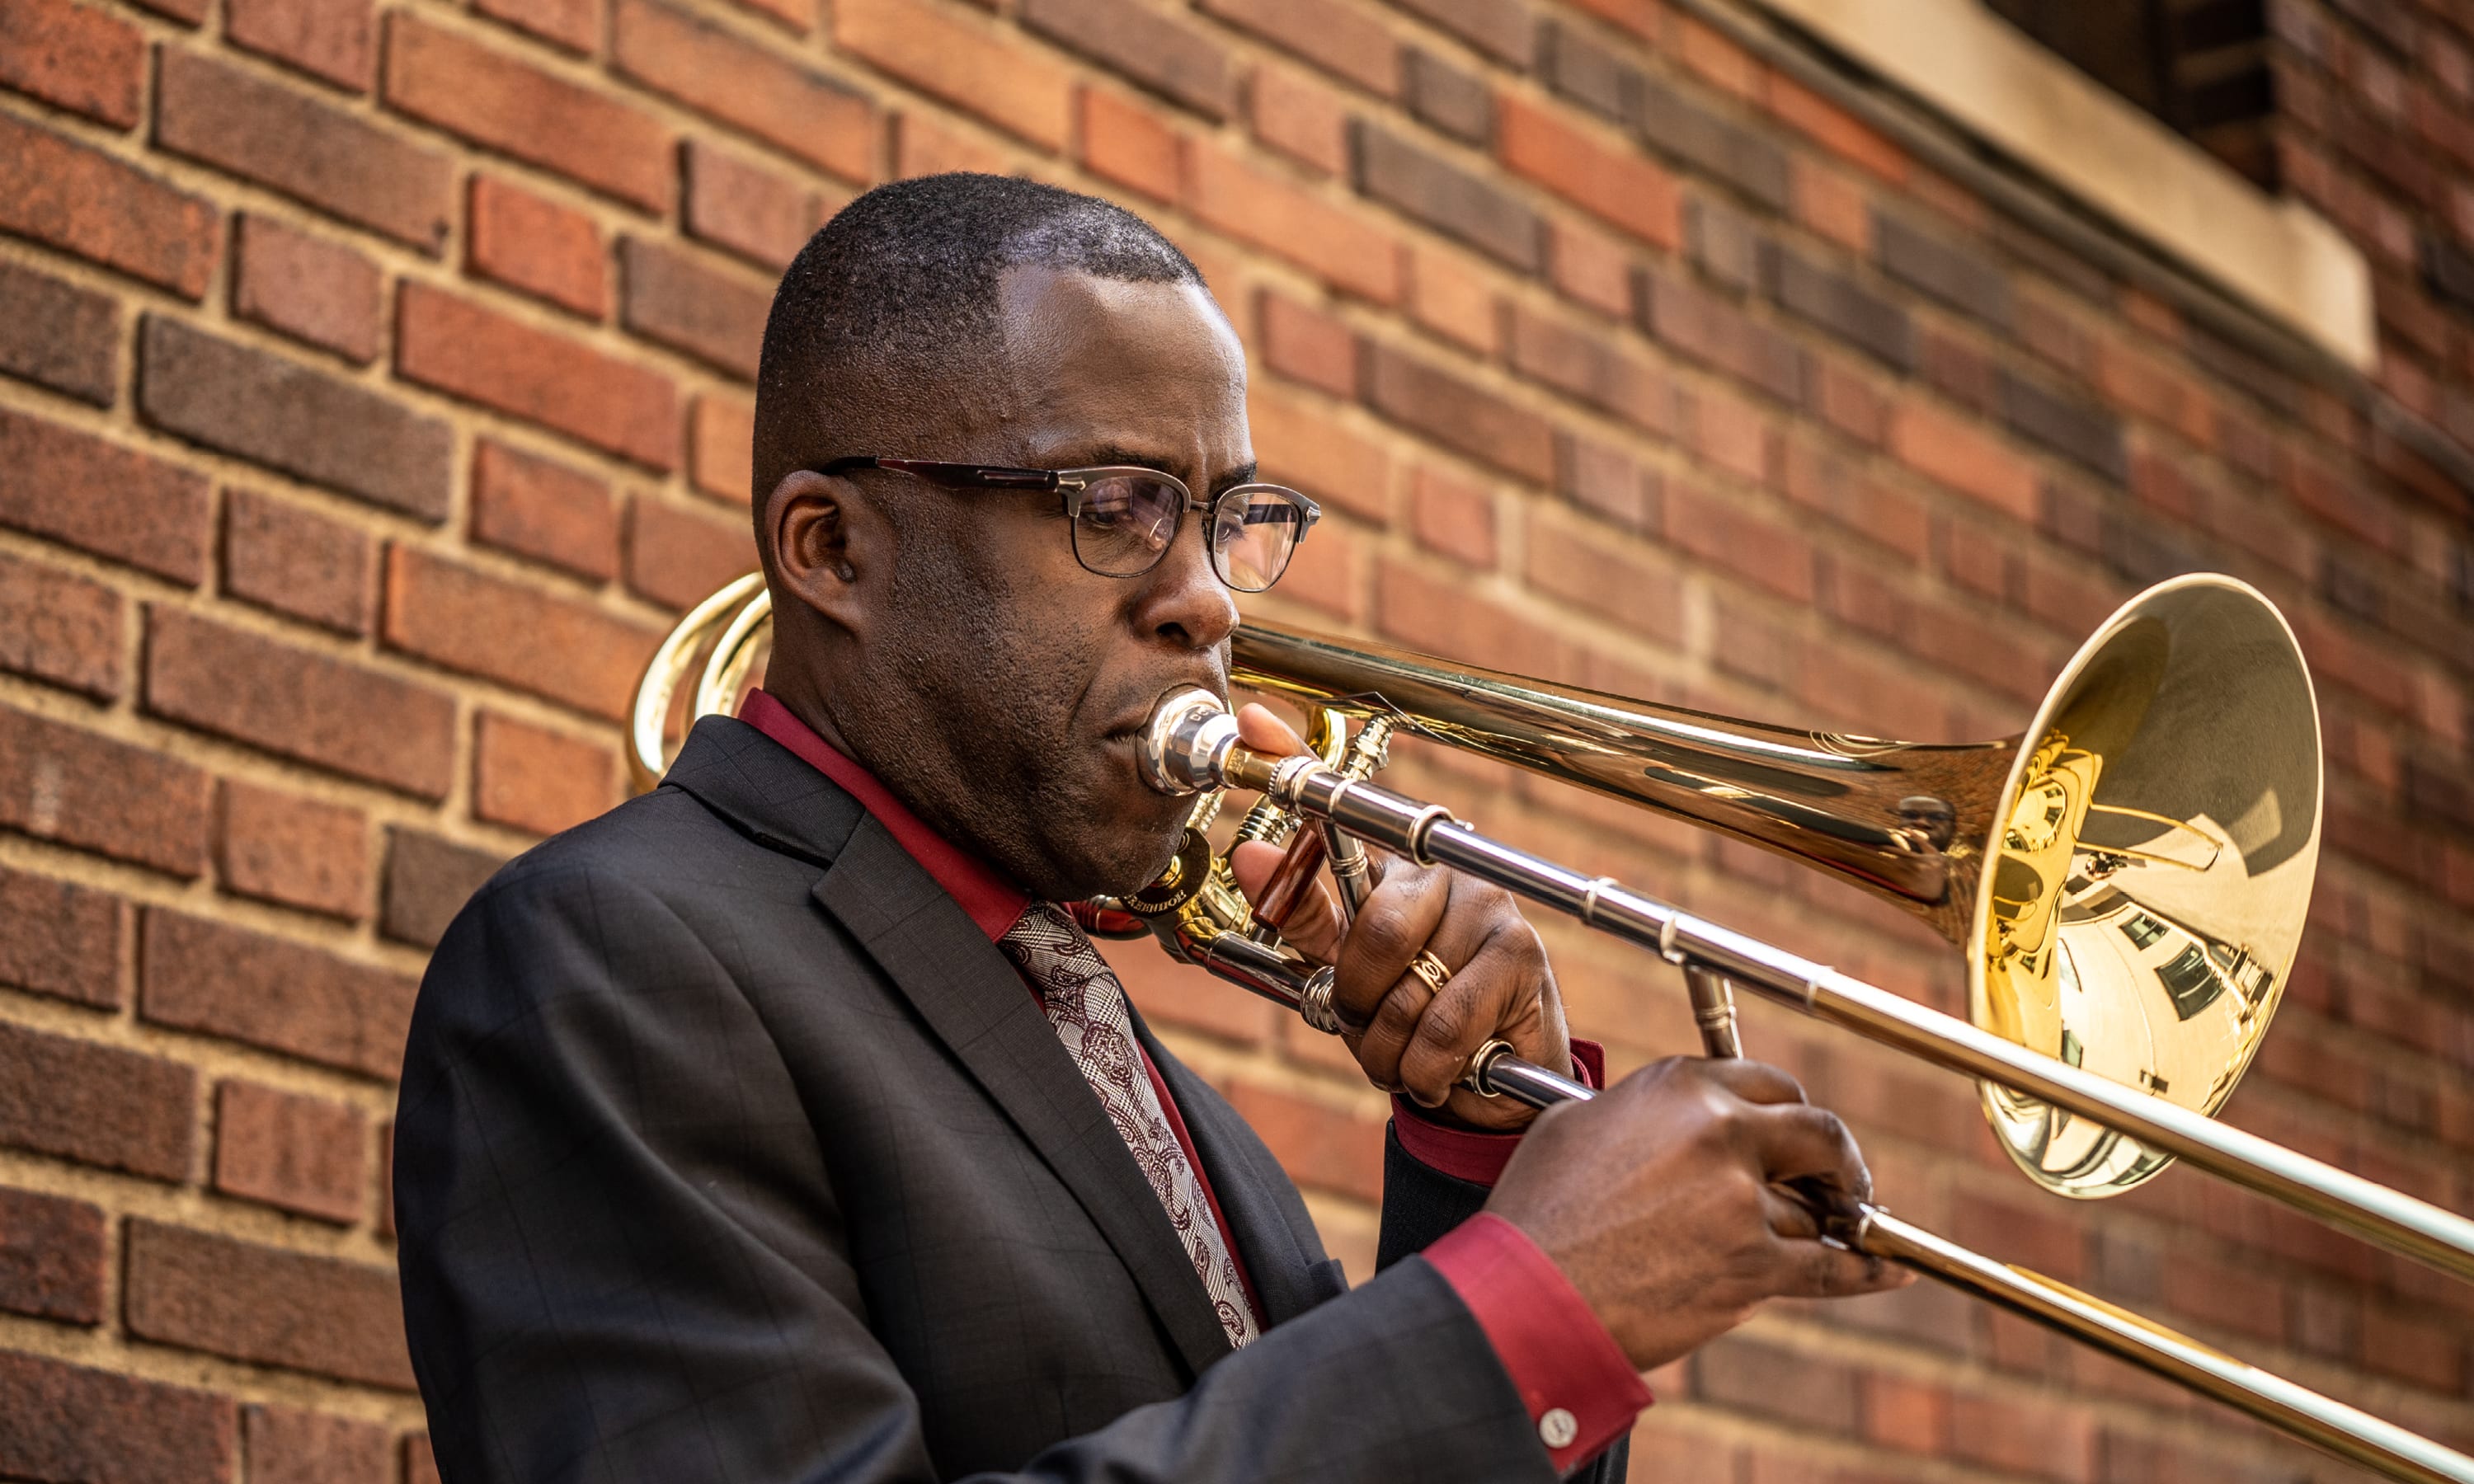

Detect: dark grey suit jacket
395,716,1630,1484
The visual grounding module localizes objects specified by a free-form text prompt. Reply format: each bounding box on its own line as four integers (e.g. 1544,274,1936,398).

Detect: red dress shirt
740,690,1649,1469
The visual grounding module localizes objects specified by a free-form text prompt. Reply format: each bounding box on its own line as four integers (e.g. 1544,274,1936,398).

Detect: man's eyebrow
1061,446,1259,497
1208,461,1259,497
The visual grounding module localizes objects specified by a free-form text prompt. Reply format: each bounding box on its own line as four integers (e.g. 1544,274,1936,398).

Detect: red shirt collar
740,689,1030,942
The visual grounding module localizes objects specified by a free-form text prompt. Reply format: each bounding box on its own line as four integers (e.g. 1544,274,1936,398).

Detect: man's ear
766,470,872,634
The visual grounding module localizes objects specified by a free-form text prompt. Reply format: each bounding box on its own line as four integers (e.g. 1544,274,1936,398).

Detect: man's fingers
1229,840,1343,961
1758,1184,1823,1242
1742,1102,1873,1205
1235,702,1309,756
1689,1058,1808,1108
1777,1234,1915,1298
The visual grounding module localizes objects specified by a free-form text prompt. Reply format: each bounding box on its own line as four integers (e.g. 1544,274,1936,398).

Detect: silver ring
1298,967,1344,1036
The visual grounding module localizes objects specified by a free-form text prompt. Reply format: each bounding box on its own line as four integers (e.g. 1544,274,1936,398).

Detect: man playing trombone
393,173,1907,1484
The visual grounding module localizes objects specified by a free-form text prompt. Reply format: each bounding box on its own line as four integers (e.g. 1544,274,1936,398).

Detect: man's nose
1134,515,1239,650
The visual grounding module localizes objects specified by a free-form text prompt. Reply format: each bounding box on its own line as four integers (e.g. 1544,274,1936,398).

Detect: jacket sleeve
395,864,1576,1484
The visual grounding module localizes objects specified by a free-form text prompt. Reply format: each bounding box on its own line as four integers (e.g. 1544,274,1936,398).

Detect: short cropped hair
750,173,1203,520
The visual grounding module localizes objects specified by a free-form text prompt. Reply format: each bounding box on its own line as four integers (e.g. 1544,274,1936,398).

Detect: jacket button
1538,1407,1578,1449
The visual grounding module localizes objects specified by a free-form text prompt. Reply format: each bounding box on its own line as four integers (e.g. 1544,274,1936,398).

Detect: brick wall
0,0,2468,1477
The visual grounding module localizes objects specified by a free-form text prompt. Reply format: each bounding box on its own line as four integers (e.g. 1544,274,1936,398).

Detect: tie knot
1002,901,1094,959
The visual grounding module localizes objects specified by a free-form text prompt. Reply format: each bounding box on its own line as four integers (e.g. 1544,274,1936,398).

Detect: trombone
633,572,2474,1484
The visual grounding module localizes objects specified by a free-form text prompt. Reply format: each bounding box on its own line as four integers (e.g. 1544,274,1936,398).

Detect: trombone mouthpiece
1137,688,1240,795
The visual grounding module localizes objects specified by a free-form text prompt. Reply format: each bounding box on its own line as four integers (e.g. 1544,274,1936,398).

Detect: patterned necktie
997,903,1262,1350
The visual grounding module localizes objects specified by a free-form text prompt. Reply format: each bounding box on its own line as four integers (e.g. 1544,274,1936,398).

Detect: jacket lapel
809,811,1239,1380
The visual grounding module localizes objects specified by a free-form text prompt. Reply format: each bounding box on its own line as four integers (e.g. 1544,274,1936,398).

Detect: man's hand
1225,704,1570,1131
1487,1056,1915,1372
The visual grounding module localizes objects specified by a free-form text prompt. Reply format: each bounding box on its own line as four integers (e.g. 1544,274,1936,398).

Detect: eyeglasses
813,457,1319,594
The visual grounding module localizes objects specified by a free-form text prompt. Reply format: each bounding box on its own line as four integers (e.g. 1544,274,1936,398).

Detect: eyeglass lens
1070,475,1306,593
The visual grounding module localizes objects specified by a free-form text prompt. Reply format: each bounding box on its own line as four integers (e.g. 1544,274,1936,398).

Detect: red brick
1562,0,1660,41
0,412,207,580
0,256,117,405
0,111,217,294
0,1353,233,1483
380,827,506,949
1548,215,1634,318
1861,1374,1948,1453
1222,1080,1384,1200
1948,1392,2094,1484
891,108,1010,179
384,13,670,213
0,864,123,1008
1183,139,1403,304
231,214,381,364
1378,555,1576,680
468,174,608,320
397,282,680,469
614,0,874,182
223,487,374,636
1498,93,1681,250
228,0,372,91
1362,341,1555,486
1780,441,1927,561
1555,431,1655,531
473,0,595,51
215,778,366,919
1260,512,1364,623
1408,463,1495,568
1889,402,2039,520
140,909,417,1079
214,1080,367,1224
626,494,756,611
1026,0,1231,120
1524,510,1687,646
1258,289,1357,398
1665,481,1813,602
243,1405,393,1484
1081,86,1181,203
1694,1336,1861,1430
0,1185,104,1325
1507,305,1671,433
383,546,663,721
125,1219,414,1389
404,1432,437,1484
0,703,210,876
1405,245,1500,355
142,316,454,521
471,439,618,582
0,547,122,699
145,606,455,799
2361,1304,2466,1392
691,393,756,505
835,0,1071,150
723,0,811,33
154,49,450,253
684,138,824,270
1766,71,1907,182
1198,0,1397,96
0,1021,195,1181
0,0,143,126
474,711,617,836
1790,157,1870,254
1247,383,1394,524
1248,59,1350,176
618,237,769,380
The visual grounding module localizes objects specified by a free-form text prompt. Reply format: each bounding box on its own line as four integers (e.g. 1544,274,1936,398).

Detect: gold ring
1406,950,1451,994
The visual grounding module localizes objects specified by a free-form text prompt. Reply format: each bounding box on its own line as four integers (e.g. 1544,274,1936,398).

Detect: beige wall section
1750,0,2380,370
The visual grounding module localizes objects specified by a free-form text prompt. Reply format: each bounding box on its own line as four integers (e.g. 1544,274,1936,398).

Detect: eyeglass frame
810,455,1321,592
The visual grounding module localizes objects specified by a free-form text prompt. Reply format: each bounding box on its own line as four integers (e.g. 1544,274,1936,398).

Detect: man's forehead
992,265,1250,464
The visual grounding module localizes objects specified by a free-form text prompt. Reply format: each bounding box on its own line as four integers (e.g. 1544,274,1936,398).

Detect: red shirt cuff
1425,1211,1650,1471
1390,1040,1606,1187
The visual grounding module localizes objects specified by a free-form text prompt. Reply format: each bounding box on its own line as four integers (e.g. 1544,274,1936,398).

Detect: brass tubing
1857,1214,2474,1484
1222,742,2474,1287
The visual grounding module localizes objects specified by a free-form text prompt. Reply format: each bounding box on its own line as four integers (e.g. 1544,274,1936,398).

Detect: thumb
1235,702,1310,757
